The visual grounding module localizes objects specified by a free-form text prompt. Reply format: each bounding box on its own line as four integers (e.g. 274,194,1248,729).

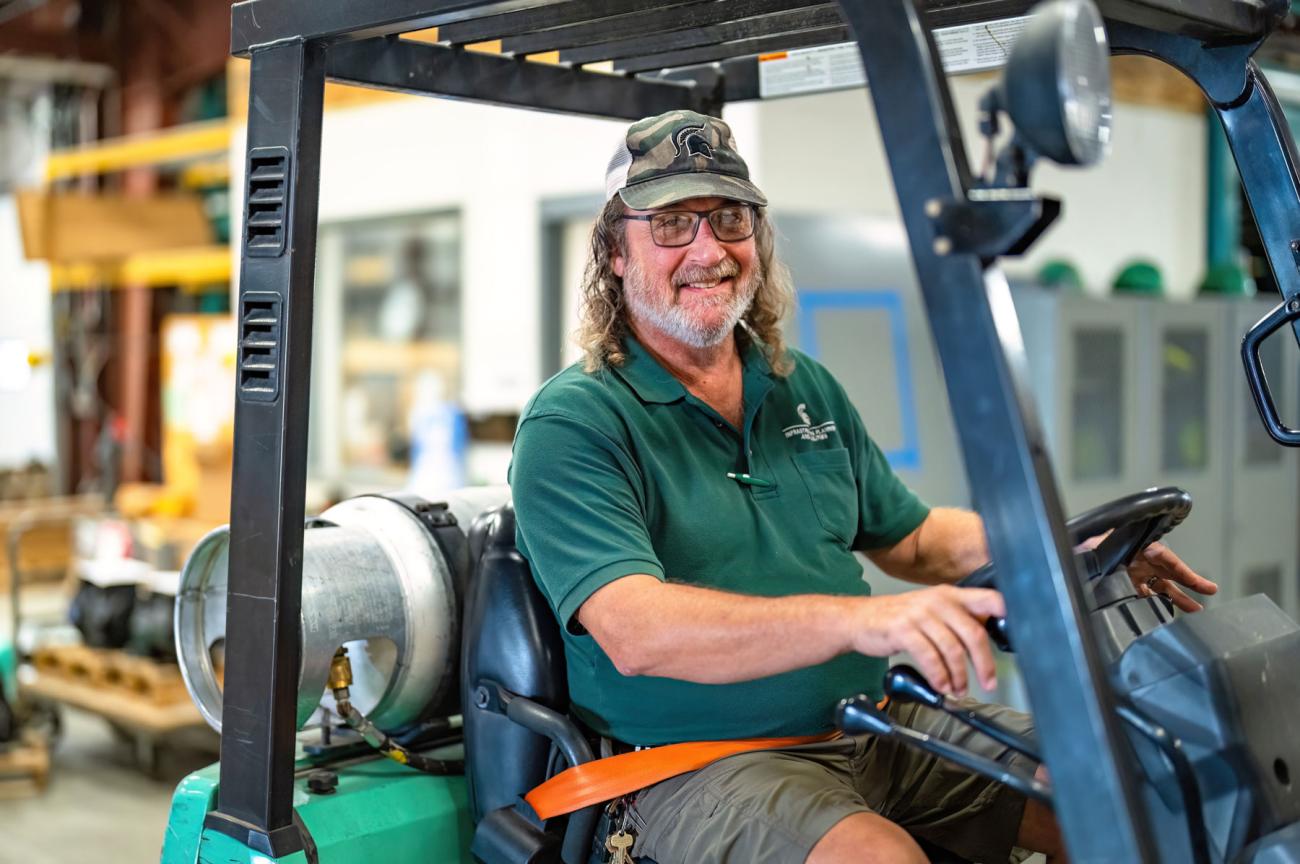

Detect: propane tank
175,487,509,733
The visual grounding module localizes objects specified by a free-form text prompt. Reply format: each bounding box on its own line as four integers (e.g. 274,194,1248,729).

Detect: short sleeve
509,411,666,633
841,402,930,550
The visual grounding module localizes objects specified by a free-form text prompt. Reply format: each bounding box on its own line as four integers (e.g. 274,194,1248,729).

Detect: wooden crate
0,494,104,592
0,731,51,799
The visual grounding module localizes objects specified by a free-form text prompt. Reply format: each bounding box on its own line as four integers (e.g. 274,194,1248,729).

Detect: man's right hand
847,586,1005,698
579,576,1004,690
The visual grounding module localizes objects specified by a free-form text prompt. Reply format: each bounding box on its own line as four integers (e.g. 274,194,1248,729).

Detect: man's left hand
1125,542,1218,613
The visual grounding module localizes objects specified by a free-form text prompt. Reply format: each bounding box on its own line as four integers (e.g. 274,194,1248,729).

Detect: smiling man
508,110,1214,864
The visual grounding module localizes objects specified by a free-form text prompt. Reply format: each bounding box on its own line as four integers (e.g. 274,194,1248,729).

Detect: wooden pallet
0,731,51,799
31,645,189,705
0,494,103,592
24,674,204,736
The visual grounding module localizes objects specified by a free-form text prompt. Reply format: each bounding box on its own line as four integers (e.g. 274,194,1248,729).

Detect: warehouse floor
0,707,215,863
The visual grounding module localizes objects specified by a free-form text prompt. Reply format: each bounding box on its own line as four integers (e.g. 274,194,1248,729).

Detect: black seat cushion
461,503,570,823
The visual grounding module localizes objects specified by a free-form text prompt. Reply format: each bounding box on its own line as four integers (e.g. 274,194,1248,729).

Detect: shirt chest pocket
792,448,859,546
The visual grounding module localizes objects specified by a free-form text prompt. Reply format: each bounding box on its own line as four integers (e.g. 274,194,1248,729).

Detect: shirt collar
612,329,774,405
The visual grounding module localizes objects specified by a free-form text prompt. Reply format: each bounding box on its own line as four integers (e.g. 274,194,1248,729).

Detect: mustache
673,259,740,287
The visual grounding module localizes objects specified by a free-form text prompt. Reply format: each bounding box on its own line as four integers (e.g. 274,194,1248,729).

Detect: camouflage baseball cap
605,110,767,210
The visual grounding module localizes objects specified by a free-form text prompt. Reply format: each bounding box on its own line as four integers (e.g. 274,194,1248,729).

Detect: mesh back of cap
605,139,634,201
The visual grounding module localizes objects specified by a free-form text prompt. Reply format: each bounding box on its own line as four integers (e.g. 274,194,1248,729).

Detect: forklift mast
217,2,1300,861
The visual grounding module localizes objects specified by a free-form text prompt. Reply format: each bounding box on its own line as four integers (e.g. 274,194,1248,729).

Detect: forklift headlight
1003,0,1112,167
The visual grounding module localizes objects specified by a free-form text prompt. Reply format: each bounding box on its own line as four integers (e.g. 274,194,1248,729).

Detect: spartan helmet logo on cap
673,124,715,160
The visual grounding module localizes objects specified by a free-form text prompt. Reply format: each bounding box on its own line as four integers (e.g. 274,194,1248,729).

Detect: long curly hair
574,197,795,376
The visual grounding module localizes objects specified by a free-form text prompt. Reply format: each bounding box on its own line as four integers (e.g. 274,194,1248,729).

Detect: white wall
0,195,56,468
229,79,1208,418
753,78,1207,298
233,98,629,415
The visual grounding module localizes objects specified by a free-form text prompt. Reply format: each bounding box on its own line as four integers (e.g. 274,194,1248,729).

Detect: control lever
985,616,1013,652
1114,704,1210,864
883,665,1039,761
836,695,1051,803
955,563,1014,651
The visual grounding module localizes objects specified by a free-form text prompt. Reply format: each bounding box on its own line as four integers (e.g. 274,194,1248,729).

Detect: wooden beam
1111,55,1205,114
0,26,109,63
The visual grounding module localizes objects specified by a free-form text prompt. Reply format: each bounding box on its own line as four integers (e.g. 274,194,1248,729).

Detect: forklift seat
462,502,618,863
462,502,568,826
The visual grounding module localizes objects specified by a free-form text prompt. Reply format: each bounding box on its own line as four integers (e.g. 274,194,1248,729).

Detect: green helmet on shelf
1037,259,1084,292
1112,260,1165,296
1198,262,1256,297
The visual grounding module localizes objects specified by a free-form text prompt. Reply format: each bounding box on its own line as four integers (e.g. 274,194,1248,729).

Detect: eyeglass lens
650,206,754,247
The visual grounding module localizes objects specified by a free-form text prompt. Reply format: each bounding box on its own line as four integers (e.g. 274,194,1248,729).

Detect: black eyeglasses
621,204,757,248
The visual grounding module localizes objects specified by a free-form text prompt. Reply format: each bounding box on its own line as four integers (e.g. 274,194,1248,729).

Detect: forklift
162,0,1300,861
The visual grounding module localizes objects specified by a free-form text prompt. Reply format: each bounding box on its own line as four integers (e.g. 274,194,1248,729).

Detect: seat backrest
461,502,569,824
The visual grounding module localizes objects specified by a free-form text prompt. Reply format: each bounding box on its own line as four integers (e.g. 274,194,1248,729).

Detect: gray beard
623,258,758,349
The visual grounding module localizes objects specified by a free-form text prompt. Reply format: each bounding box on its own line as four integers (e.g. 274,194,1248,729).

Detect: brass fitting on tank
329,646,353,703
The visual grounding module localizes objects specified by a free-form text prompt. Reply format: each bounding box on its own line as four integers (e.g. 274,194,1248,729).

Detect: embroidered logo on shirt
784,403,837,442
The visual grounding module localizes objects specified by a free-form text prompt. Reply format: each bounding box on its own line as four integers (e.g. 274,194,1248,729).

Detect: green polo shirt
508,333,929,745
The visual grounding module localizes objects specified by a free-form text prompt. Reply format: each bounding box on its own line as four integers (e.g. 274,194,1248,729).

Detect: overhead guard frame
214,1,1296,861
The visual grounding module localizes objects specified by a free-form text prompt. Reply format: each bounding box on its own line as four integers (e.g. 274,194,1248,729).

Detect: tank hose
329,647,464,776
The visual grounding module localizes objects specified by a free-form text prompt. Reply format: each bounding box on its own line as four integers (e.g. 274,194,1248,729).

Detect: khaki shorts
625,699,1035,864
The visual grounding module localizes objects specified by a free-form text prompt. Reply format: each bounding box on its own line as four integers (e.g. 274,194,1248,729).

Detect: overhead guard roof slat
498,0,823,56
437,0,697,45
232,0,1276,59
615,24,849,75
558,4,843,66
325,36,721,119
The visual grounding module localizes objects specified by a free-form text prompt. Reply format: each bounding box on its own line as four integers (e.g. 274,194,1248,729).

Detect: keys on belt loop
604,795,637,864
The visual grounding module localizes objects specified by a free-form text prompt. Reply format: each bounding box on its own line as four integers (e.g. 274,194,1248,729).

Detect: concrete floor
0,706,216,864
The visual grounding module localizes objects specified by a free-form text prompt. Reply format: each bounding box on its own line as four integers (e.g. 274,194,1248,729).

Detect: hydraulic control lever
835,694,1051,803
883,665,1040,762
955,563,1014,651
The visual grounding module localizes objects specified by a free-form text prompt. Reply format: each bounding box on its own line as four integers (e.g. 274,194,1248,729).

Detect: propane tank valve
329,646,353,704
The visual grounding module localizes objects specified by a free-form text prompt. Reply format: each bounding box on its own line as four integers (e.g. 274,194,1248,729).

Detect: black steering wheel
957,487,1192,649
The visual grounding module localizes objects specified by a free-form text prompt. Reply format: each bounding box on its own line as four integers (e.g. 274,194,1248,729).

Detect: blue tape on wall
797,290,921,471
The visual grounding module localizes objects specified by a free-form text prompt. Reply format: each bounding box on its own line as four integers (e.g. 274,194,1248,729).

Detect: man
508,111,1214,864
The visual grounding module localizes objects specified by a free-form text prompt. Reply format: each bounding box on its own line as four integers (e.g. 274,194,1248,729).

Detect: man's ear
613,253,626,278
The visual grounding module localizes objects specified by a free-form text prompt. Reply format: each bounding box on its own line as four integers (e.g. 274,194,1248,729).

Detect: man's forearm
869,507,989,585
581,575,858,684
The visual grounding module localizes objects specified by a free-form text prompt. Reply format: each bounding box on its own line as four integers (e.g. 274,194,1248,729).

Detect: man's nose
684,218,727,266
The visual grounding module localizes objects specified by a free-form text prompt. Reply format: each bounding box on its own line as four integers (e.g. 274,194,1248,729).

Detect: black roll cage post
214,0,1299,861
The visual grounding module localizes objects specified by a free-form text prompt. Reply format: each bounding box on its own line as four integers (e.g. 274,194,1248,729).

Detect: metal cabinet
1220,300,1300,618
780,211,1297,623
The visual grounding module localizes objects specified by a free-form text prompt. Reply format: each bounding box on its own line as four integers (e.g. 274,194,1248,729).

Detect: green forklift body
161,757,475,864
0,641,17,705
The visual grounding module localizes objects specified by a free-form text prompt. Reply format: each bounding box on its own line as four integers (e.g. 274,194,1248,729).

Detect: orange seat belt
525,731,840,820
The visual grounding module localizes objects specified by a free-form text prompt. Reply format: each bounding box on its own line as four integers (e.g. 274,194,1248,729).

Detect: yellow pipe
50,245,231,291
179,159,231,189
44,120,232,182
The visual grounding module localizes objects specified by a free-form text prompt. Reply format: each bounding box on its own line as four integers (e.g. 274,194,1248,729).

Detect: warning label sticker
758,17,1030,99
